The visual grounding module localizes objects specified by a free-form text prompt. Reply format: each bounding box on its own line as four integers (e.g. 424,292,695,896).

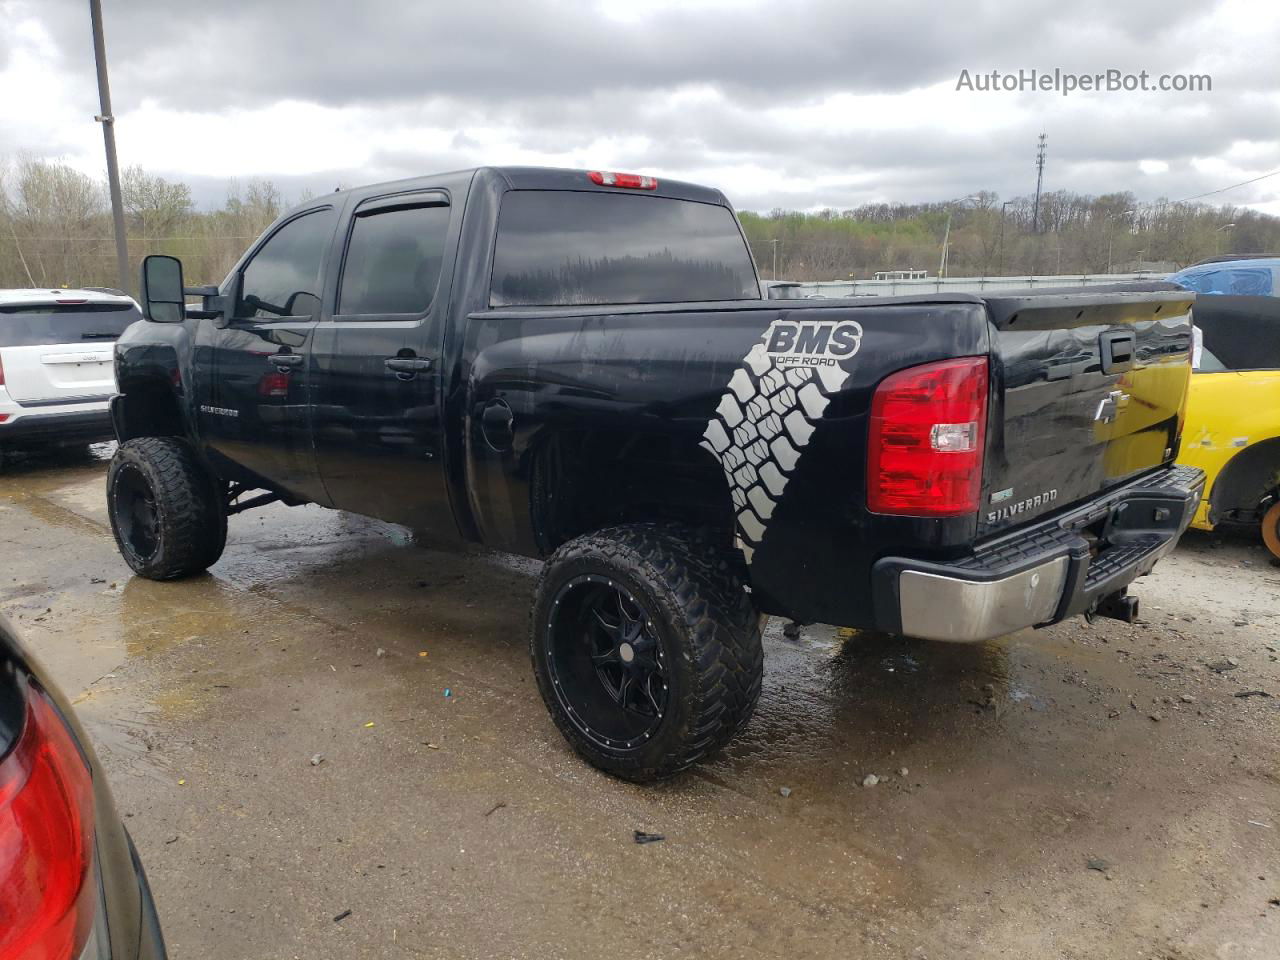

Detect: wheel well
529,429,735,554
1209,437,1280,523
114,380,185,442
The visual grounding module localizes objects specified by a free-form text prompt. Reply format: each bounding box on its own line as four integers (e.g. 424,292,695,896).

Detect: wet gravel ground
3,444,1279,959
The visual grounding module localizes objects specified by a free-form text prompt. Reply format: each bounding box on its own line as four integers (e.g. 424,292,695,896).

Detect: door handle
385,356,433,380
267,353,303,369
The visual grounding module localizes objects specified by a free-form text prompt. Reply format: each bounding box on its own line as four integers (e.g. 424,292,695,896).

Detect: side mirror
139,255,186,323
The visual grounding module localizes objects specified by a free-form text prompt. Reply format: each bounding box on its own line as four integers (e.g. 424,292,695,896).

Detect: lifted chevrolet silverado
108,166,1203,780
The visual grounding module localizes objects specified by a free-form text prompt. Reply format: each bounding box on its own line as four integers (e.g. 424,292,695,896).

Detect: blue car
1169,256,1279,297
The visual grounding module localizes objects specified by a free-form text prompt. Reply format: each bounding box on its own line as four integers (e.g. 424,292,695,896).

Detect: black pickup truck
108,166,1204,780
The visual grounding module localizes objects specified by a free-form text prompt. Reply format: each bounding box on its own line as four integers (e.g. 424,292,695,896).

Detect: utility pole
89,0,130,293
770,238,779,279
1032,133,1047,235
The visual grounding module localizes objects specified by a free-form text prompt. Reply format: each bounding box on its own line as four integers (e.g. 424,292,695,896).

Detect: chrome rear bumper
873,465,1205,643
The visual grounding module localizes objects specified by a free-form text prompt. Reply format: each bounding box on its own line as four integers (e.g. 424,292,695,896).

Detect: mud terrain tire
107,438,226,580
531,524,763,781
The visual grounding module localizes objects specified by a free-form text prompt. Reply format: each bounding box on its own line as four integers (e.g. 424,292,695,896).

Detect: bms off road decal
765,320,862,367
700,319,862,563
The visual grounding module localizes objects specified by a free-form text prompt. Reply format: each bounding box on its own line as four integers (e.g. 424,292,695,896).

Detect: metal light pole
1215,222,1235,255
89,0,130,293
938,213,953,278
938,195,979,279
770,238,780,279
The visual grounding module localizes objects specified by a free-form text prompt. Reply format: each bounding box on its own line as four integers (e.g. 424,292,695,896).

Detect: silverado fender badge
700,317,860,563
199,404,239,418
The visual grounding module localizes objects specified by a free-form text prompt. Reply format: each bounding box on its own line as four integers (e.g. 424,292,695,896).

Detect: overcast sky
2,0,1278,214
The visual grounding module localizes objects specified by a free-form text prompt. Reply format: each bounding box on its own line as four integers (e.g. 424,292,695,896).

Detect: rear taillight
0,685,96,960
257,371,290,398
588,170,658,190
867,356,989,517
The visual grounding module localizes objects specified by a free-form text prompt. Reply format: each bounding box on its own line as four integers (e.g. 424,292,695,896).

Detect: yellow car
1171,258,1280,559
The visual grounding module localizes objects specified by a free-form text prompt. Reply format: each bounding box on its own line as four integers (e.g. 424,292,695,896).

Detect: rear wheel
531,524,763,782
107,438,227,580
1262,501,1280,561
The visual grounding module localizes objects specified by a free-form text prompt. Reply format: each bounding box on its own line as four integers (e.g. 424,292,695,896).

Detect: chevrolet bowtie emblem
1094,390,1128,424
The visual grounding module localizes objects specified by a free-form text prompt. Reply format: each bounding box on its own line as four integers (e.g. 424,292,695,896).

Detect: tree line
741,190,1279,281
0,157,288,291
1,157,1276,292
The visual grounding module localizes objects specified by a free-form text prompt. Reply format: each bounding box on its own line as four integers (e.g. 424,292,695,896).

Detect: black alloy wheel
111,462,162,563
544,575,670,751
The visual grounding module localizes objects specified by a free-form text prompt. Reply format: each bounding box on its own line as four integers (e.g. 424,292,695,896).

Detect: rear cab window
0,302,141,347
490,190,759,307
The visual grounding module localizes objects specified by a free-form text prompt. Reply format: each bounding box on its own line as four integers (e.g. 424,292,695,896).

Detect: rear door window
490,190,759,307
338,202,451,316
0,302,140,347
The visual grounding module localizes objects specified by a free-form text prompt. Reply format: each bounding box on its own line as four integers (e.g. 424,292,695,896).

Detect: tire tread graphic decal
700,319,859,563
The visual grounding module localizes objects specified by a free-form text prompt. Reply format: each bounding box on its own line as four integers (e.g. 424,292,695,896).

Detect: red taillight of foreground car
867,356,989,517
0,686,96,960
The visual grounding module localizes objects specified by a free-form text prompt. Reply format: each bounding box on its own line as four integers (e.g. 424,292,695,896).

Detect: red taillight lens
867,356,989,517
587,170,658,190
0,686,96,960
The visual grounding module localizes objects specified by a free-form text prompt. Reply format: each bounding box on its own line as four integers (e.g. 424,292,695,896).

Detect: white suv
0,288,140,464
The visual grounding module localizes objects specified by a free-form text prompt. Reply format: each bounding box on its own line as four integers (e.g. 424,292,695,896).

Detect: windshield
491,190,759,307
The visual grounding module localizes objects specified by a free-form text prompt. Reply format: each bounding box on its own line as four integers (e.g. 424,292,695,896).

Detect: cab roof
316,166,730,211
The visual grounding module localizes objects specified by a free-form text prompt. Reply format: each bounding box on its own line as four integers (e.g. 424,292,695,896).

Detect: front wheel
530,525,763,782
107,438,227,580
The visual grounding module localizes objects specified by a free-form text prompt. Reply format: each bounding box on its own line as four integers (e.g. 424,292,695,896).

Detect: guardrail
767,273,1171,298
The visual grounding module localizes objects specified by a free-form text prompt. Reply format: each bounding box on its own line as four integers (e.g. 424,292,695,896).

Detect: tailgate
0,345,117,403
980,284,1195,536
0,302,135,403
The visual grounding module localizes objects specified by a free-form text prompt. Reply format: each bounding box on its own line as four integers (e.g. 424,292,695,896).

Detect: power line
1173,168,1280,204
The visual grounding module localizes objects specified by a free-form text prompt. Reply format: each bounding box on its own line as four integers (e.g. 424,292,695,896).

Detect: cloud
2,0,1278,214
